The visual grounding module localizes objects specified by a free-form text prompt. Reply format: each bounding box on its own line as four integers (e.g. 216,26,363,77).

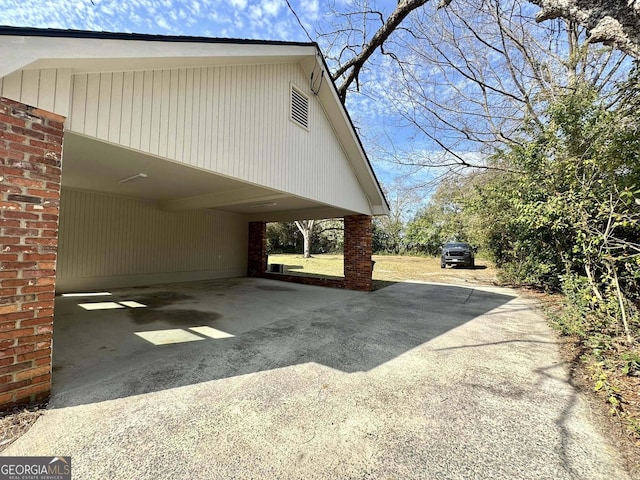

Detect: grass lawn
267,253,499,286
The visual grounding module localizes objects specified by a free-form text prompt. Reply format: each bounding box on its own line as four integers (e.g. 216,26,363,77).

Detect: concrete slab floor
5,279,631,480
51,277,359,407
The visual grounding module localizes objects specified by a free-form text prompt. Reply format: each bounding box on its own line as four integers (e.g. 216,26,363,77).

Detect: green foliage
314,219,344,254
466,77,640,435
372,216,404,254
404,175,486,256
470,80,639,344
590,362,623,415
403,209,444,255
266,222,301,254
548,275,593,337
628,416,640,438
620,351,640,376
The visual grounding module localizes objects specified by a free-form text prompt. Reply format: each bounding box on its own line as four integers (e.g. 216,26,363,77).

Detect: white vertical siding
0,68,72,117
67,63,371,214
57,189,248,292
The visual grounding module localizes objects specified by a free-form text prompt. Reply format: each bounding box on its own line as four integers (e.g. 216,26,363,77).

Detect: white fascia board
0,34,317,77
302,56,390,216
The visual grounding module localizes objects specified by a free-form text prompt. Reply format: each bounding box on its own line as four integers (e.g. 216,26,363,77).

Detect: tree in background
372,180,423,253
312,219,345,254
266,222,301,254
305,0,640,435
383,0,627,173
469,79,640,341
267,220,344,256
404,175,483,254
294,220,315,258
319,0,640,104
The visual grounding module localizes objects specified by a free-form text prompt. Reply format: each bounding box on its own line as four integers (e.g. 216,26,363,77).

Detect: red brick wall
344,215,373,291
247,221,267,276
0,97,64,409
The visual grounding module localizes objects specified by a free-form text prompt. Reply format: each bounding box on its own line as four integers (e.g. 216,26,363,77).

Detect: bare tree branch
331,0,431,102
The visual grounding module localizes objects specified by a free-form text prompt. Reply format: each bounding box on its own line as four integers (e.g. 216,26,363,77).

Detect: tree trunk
295,220,315,258
606,261,634,344
528,0,640,59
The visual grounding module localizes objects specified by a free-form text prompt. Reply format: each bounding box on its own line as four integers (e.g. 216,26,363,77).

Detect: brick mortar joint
0,97,60,411
1,97,66,125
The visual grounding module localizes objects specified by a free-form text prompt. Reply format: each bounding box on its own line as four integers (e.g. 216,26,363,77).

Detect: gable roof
0,26,389,216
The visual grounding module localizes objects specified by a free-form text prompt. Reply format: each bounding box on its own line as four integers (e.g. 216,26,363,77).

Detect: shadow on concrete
372,280,397,291
51,279,516,408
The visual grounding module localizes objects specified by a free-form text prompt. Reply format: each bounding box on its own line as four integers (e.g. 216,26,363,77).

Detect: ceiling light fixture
119,172,148,184
248,202,278,208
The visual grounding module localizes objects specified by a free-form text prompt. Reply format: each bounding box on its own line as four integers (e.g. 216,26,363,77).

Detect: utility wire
284,0,314,43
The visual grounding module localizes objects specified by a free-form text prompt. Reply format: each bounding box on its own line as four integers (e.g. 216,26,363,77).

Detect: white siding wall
57,189,247,292
0,69,72,117
67,64,371,214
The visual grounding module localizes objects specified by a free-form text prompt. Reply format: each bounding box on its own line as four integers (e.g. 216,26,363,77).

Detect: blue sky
0,0,326,41
0,0,436,204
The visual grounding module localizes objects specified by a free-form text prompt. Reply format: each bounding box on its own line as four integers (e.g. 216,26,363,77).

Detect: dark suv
441,242,475,268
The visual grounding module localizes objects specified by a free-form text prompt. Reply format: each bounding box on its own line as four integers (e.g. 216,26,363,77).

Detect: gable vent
290,85,309,129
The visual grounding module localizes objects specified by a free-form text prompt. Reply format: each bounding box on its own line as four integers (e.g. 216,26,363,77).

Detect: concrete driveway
4,278,630,479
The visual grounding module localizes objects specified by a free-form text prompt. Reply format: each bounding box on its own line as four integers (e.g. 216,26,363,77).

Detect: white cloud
229,0,248,9
248,5,264,21
261,0,281,16
189,1,201,15
300,0,319,20
156,16,171,30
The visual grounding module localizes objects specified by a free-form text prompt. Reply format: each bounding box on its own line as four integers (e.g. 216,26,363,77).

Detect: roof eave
0,27,317,77
0,27,390,215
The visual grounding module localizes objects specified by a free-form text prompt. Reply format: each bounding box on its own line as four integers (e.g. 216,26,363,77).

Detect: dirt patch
372,255,499,285
520,288,640,478
0,403,46,452
556,337,640,478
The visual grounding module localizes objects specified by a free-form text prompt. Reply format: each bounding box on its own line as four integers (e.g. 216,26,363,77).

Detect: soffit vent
290,85,309,130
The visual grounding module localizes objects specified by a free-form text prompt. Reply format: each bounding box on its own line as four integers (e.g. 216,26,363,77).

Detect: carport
56,132,375,292
0,28,389,409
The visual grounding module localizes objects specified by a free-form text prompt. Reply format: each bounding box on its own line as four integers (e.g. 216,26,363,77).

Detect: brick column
344,215,373,291
0,97,64,409
247,221,267,276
